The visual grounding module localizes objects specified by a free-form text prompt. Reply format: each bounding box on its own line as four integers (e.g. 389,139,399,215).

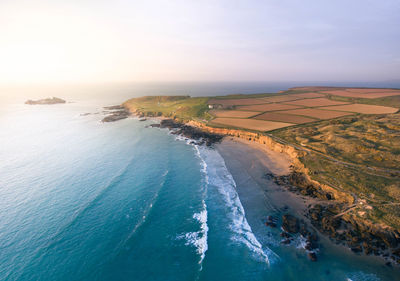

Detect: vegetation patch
238,103,302,112
284,97,350,107
210,118,293,131
254,112,317,124
278,108,353,119
319,104,398,114
209,110,259,118
123,96,211,121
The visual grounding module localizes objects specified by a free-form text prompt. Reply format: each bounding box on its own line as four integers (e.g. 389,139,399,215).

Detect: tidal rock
280,232,291,238
282,214,299,233
308,252,318,262
156,119,223,146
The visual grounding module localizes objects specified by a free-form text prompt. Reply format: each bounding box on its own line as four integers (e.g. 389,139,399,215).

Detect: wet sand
215,137,399,279
216,137,316,217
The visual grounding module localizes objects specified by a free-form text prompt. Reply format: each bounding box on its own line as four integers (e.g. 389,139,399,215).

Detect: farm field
207,98,268,107
238,103,301,112
284,97,349,107
288,92,325,99
322,89,400,99
210,118,293,131
254,112,317,124
278,108,354,119
319,104,399,114
209,110,259,118
205,87,399,132
259,95,301,103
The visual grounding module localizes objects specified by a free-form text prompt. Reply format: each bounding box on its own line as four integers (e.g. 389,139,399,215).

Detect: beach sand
215,137,393,271
216,137,315,217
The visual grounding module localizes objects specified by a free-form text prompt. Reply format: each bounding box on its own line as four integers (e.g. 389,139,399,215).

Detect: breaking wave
177,201,208,265
196,145,278,265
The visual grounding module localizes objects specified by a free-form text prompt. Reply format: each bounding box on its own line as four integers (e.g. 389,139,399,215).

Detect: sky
0,0,399,84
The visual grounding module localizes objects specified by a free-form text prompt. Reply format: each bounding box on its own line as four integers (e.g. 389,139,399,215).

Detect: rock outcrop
153,119,224,146
102,105,130,122
308,204,400,264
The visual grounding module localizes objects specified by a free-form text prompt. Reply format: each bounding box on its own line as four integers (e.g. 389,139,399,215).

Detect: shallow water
0,98,398,281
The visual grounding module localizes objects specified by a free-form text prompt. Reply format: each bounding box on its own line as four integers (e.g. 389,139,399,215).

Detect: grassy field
123,96,212,121
272,113,400,229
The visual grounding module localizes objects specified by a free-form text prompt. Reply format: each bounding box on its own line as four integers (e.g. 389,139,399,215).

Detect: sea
0,82,399,281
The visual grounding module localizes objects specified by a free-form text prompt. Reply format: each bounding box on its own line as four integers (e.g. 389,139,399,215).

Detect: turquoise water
0,98,399,281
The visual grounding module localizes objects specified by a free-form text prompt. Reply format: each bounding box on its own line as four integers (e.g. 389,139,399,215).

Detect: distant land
122,86,400,265
25,97,66,105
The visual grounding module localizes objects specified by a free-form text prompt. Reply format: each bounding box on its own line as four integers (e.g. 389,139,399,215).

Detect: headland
120,86,400,265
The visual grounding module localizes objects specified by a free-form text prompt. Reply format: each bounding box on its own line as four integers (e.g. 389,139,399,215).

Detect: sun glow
0,0,399,85
0,4,129,84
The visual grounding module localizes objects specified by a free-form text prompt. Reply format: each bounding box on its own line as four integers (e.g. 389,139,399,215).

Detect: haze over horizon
0,0,399,85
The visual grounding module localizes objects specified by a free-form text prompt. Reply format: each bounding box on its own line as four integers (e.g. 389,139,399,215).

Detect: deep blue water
0,88,399,280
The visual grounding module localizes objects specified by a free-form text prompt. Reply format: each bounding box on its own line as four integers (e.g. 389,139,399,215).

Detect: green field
123,96,212,122
273,114,400,229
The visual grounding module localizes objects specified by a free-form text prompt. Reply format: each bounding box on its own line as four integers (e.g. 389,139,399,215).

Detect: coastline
215,137,397,270
124,100,400,267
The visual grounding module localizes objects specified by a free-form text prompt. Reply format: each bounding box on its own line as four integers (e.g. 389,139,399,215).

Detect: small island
25,97,66,105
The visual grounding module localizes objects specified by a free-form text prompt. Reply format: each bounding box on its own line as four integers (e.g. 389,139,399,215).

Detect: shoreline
215,137,397,270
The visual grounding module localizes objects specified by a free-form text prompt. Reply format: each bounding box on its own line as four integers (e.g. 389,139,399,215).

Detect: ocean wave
37,156,136,248
14,156,139,280
196,146,278,265
172,137,210,267
177,200,208,266
174,135,276,265
346,271,380,281
117,169,169,250
174,143,209,267
194,145,208,185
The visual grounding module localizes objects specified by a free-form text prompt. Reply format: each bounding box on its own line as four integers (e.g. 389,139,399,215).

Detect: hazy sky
0,0,399,84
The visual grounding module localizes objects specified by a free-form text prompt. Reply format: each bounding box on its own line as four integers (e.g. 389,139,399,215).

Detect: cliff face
188,121,299,157
188,120,353,204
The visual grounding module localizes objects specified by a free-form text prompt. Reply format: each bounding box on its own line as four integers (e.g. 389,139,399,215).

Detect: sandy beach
215,137,396,275
216,137,315,218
